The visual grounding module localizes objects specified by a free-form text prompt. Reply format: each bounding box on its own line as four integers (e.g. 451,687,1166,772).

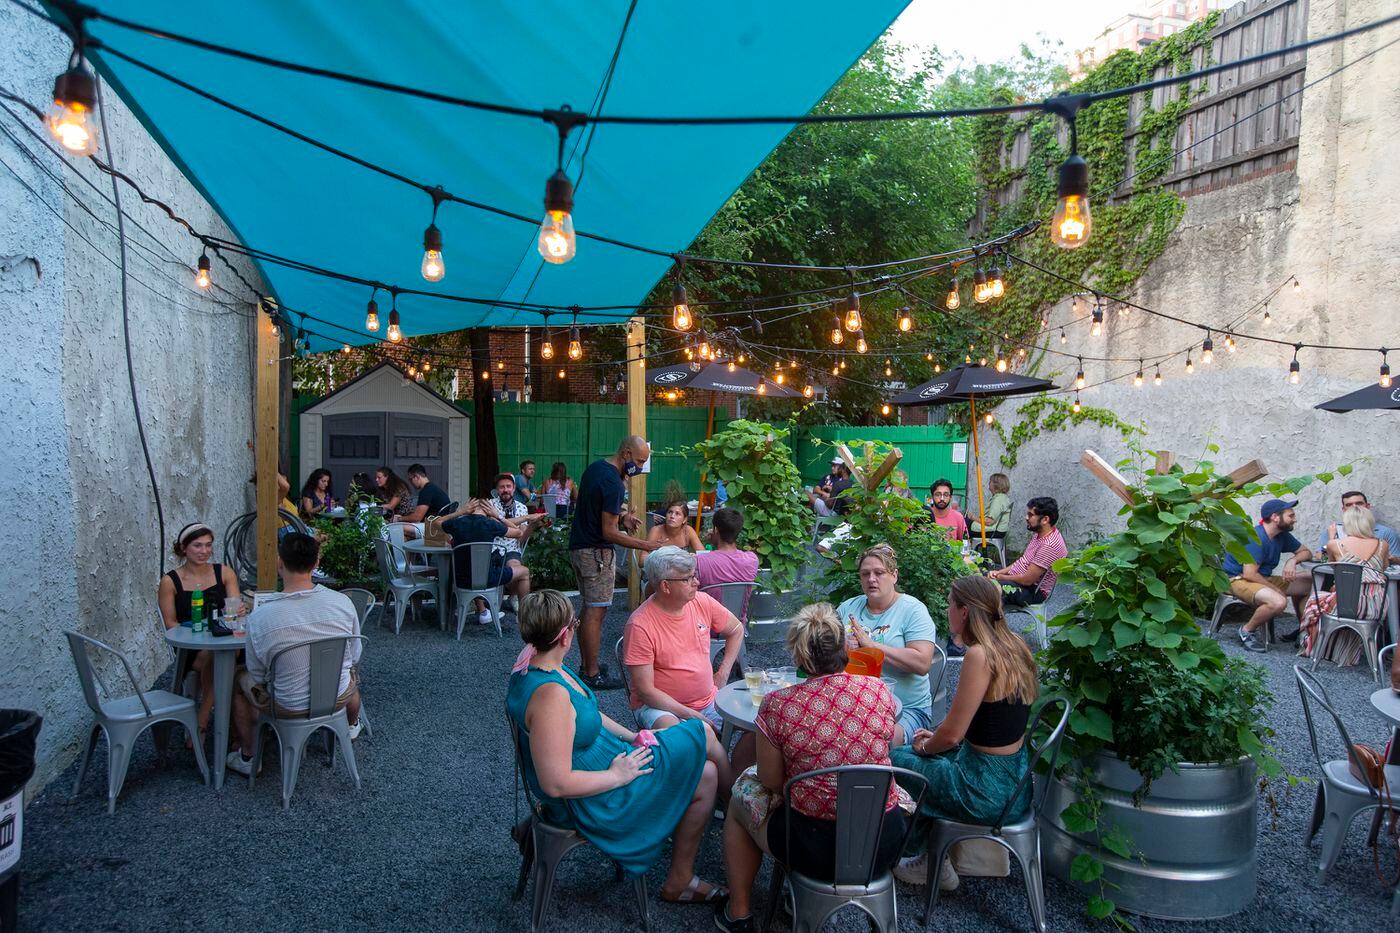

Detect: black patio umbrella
889,364,1057,547
646,361,802,398
1314,382,1400,413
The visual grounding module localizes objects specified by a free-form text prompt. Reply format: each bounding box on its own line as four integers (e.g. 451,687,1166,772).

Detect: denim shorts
635,700,723,732
895,704,933,743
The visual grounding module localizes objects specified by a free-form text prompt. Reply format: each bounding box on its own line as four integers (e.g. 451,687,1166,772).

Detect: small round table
1370,687,1400,763
403,539,454,629
164,626,247,790
714,679,903,749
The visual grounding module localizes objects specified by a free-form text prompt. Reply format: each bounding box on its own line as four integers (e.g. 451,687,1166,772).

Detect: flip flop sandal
660,874,727,905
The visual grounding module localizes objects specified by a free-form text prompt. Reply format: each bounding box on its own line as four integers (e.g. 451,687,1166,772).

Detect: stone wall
0,8,265,792
979,0,1400,555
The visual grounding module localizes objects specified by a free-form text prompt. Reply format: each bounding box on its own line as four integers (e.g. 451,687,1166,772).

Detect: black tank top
965,696,1031,747
166,564,228,623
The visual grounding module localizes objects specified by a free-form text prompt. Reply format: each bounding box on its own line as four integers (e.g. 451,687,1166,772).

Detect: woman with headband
158,522,245,741
506,589,726,905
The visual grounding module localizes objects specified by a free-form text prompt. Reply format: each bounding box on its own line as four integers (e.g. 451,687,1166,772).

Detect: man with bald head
569,434,661,689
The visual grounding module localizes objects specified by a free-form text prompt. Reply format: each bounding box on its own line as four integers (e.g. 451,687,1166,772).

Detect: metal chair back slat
266,635,362,720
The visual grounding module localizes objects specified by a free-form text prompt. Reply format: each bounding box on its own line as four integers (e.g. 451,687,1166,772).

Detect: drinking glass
774,666,798,687
743,669,764,692
225,597,244,632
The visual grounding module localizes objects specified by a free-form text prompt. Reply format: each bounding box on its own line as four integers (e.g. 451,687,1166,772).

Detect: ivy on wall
992,395,1144,469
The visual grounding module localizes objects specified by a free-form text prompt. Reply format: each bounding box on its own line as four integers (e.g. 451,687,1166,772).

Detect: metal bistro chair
453,541,505,638
1006,583,1058,651
702,581,755,676
613,635,641,729
507,710,650,932
374,537,437,635
921,696,1072,933
249,634,365,810
761,764,929,933
926,642,950,723
1311,562,1390,683
65,631,210,813
339,588,378,740
1295,664,1400,884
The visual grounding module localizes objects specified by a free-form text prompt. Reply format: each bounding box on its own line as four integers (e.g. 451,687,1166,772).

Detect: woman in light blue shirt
836,543,938,745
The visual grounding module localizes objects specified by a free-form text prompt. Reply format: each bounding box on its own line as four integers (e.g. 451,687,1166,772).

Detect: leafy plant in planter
694,420,809,591
523,519,577,592
313,510,385,591
1040,449,1340,921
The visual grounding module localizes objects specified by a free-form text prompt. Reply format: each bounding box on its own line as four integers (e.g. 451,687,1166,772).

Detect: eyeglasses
664,574,699,584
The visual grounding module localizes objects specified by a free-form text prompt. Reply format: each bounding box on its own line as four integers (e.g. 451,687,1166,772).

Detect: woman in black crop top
889,575,1039,890
158,523,245,740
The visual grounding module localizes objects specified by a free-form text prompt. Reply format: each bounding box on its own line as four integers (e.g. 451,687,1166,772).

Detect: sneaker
348,719,364,741
225,750,254,776
894,853,928,885
713,899,754,933
938,858,960,892
477,609,493,625
1239,629,1267,653
579,668,625,691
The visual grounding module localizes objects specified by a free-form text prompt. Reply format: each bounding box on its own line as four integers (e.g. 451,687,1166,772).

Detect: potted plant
1040,450,1333,921
523,517,578,592
312,508,386,591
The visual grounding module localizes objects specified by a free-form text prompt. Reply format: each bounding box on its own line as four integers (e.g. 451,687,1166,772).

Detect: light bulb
497,360,506,370
945,281,960,310
934,363,941,373
684,348,694,361
1075,369,1085,390
830,323,844,346
1050,154,1092,249
1060,330,1068,345
1225,334,1236,353
885,365,893,377
568,330,583,361
984,412,994,425
422,360,431,372
1293,277,1301,294
48,65,99,157
365,298,380,332
672,282,692,331
1262,307,1272,326
881,403,890,416
1185,356,1194,374
698,341,711,360
804,384,814,398
898,308,913,332
925,353,933,361
1202,337,1214,364
421,223,445,282
856,331,868,354
757,382,767,395
989,266,1005,299
973,268,989,304
832,365,839,375
1134,369,1143,388
340,344,351,355
1288,359,1300,384
980,357,988,367
541,332,555,360
1382,360,1392,388
1091,305,1103,337
1072,396,1081,413
738,354,746,364
194,253,211,290
775,373,785,385
996,356,1007,373
1153,370,1162,386
480,370,489,380
843,293,862,332
537,170,576,264
839,360,846,370
557,368,567,379
727,361,736,373
408,366,417,377
387,309,402,343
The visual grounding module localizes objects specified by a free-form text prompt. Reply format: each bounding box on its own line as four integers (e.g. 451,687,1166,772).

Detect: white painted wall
0,8,264,792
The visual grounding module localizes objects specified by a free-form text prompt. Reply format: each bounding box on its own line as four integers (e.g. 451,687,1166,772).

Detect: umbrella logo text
654,371,688,384
1392,388,1400,402
919,382,951,399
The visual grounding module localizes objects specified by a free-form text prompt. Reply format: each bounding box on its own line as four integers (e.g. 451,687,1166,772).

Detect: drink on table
744,669,764,692
191,590,205,633
225,597,244,633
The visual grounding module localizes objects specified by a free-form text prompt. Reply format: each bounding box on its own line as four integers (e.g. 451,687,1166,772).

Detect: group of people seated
1223,489,1398,656
506,542,1041,930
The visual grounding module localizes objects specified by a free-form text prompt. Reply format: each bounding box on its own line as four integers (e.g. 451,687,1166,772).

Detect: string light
1185,353,1194,374
973,267,990,304
832,364,839,375
420,187,446,282
737,353,746,364
496,360,506,370
884,360,893,377
1049,100,1092,250
1292,276,1302,294
1225,333,1237,353
988,264,1005,299
944,279,961,310
557,368,567,379
421,360,431,372
843,292,862,332
830,317,844,346
881,403,891,417
698,339,712,360
979,356,988,367
537,119,577,264
803,384,814,398
1201,332,1214,364
665,390,677,401
727,360,737,373
541,325,555,360
47,31,100,157
983,412,994,425
194,251,212,289
757,381,767,395
775,372,785,385
1288,344,1301,384
387,291,403,343
1060,329,1068,345
1090,302,1104,337
1381,350,1392,388
1153,367,1162,387
933,362,941,373
1072,394,1082,413
1261,303,1271,327
365,291,380,332
1074,358,1085,390
995,354,1008,373
340,344,351,355
855,330,868,354
568,313,583,360
839,359,846,370
672,264,692,330
480,370,490,380
898,307,913,332
1133,361,1144,388
408,365,417,378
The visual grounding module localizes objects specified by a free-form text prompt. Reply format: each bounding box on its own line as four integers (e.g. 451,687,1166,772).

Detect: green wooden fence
794,424,970,502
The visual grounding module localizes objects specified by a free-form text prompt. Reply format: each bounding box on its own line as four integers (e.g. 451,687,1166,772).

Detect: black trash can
0,711,41,933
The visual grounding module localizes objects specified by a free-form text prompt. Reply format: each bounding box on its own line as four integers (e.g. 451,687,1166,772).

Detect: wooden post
969,398,988,548
627,316,647,609
255,306,281,592
1079,450,1135,505
1153,450,1177,475
865,448,903,492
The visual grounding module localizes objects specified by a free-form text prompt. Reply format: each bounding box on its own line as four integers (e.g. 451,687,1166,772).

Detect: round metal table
714,678,903,749
164,626,247,790
402,539,453,629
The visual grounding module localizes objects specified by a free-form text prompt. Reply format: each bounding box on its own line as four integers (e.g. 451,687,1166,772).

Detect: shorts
488,562,515,589
1229,576,1286,604
895,704,933,743
238,667,358,719
570,547,616,607
635,700,723,732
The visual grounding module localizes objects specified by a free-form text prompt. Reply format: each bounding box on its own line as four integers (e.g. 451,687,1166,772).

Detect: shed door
389,413,448,490
322,412,386,497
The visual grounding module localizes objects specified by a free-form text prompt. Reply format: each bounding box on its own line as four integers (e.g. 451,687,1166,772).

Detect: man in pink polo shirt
696,508,760,590
989,497,1067,607
928,478,968,541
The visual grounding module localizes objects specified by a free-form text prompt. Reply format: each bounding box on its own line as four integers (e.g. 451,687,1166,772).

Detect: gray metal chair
702,581,755,676
65,631,210,813
374,537,437,635
339,587,377,740
920,696,1073,933
1005,583,1058,650
453,541,505,638
1311,562,1389,683
761,764,928,933
249,634,364,810
1382,643,1396,677
1206,589,1288,645
613,635,641,729
507,710,650,932
1294,664,1399,880
926,642,950,724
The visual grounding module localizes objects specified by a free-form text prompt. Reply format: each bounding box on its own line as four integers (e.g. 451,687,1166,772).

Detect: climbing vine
968,13,1222,351
993,395,1143,469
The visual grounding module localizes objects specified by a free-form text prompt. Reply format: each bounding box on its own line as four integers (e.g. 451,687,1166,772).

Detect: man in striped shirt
989,497,1067,607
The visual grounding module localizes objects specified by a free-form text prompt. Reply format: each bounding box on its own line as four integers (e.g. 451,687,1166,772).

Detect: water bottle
191,590,205,633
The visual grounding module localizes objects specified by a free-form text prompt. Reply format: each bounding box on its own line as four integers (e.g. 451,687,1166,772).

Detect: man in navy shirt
569,434,660,689
1222,498,1313,652
405,464,452,520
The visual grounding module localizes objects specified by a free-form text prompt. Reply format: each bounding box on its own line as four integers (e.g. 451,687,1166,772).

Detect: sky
889,0,1134,66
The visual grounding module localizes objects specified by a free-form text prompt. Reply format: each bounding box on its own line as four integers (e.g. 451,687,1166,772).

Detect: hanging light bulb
1288,347,1301,384
945,279,961,311
568,322,583,361
1153,367,1162,387
727,360,736,373
194,251,212,290
1060,329,1068,346
965,354,973,364
898,307,913,332
1225,333,1237,353
973,268,990,304
843,292,862,332
1075,359,1086,390
496,360,506,371
480,369,489,380
839,359,846,370
738,353,746,364
1090,303,1104,337
855,330,868,354
885,363,893,377
1261,303,1271,327
1051,153,1092,249
557,368,567,379
995,354,1008,373
537,169,576,264
925,352,933,362
1185,354,1195,374
1133,364,1144,388
1202,333,1214,364
881,403,891,416
421,224,445,281
830,317,844,346
1072,394,1082,414
979,356,988,367
989,265,1005,299
671,275,692,331
934,362,942,374
408,365,417,378
983,412,994,425
48,53,100,157
665,390,677,402
1381,352,1392,388
422,360,431,373
387,294,403,343
365,293,380,332
1292,276,1302,295
832,364,840,375
340,344,351,355
684,347,694,361
775,372,785,385
757,381,767,395
541,327,555,360
803,384,814,398
698,339,711,360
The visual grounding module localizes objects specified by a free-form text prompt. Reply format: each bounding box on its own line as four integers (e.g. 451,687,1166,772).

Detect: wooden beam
865,448,903,492
626,316,646,609
1227,459,1267,488
255,306,280,591
1080,450,1134,506
1153,451,1177,475
835,444,866,487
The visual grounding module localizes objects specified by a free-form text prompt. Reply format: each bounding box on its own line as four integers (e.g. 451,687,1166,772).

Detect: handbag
1350,743,1400,886
423,517,450,547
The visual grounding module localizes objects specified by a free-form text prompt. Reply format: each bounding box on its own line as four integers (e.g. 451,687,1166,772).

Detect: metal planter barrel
1042,751,1257,920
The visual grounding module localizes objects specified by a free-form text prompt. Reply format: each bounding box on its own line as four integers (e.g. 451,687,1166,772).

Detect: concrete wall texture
1,9,265,791
981,0,1400,555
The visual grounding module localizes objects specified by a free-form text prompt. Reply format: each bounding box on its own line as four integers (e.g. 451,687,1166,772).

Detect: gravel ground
15,586,1400,932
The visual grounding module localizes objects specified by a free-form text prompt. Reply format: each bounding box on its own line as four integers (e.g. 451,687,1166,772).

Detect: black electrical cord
97,79,166,574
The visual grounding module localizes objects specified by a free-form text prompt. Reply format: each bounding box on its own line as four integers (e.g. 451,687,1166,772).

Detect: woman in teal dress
507,589,725,902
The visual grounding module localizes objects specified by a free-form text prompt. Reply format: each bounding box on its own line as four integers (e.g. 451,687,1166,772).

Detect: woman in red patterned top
715,603,912,933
